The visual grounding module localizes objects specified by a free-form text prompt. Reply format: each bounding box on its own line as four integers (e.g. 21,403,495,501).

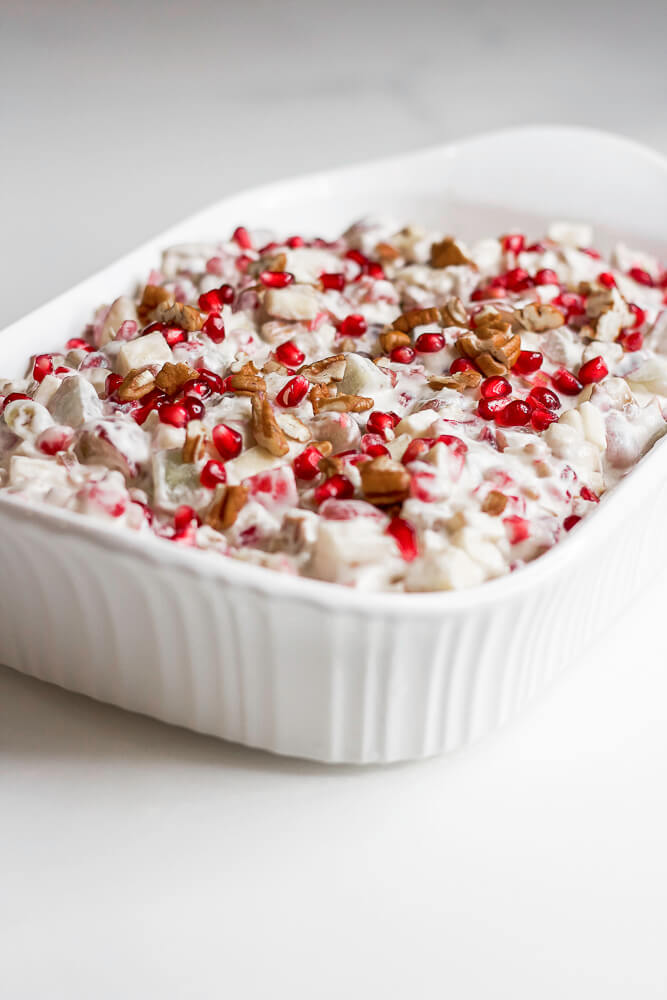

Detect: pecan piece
428,369,482,391
182,420,209,464
379,330,411,353
429,238,474,269
275,412,311,442
151,300,204,332
440,297,469,327
391,307,442,333
458,325,521,376
481,490,508,516
138,284,172,323
375,241,400,262
228,361,267,395
251,391,289,456
317,455,347,478
298,354,347,384
360,455,411,506
314,393,373,414
519,302,565,332
205,484,248,531
156,361,199,396
116,367,156,402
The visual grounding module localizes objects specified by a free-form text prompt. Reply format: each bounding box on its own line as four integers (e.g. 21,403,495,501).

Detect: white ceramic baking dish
1,126,666,763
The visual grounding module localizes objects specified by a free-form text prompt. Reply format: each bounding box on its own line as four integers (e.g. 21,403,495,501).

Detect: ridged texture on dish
0,472,664,762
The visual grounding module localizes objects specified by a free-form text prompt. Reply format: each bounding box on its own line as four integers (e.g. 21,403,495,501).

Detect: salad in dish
1,218,666,591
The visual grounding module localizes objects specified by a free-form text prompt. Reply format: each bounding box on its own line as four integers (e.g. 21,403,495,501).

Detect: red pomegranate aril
163,327,186,348
504,267,533,292
528,386,560,411
66,337,93,352
197,368,225,394
275,340,305,367
345,249,368,269
200,460,227,489
627,303,646,328
501,233,525,254
530,407,558,431
293,446,323,481
202,313,225,343
360,434,390,458
552,292,586,319
563,514,581,532
391,345,416,364
534,268,559,285
578,356,608,385
415,332,445,353
438,434,468,457
37,426,74,455
580,247,601,259
105,373,124,397
174,505,199,531
513,350,543,375
198,289,224,313
159,402,189,428
526,242,547,253
366,411,400,439
276,375,309,407
366,261,385,280
2,391,30,412
32,355,53,383
504,515,530,544
551,368,583,396
320,272,346,292
339,314,367,338
477,398,508,421
386,516,418,562
259,270,294,289
183,379,211,399
218,284,235,305
184,396,205,420
449,357,478,375
618,330,644,352
597,271,616,288
480,376,511,400
401,438,435,464
628,266,654,287
314,474,354,505
580,486,599,502
287,235,305,248
496,399,531,427
212,423,242,461
232,226,252,250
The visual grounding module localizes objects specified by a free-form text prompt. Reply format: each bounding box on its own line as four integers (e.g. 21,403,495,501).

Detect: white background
1,2,667,997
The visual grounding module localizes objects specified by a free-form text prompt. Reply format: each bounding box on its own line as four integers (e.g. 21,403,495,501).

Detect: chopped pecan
155,361,199,396
458,325,521,376
519,302,565,332
313,393,373,414
298,354,347,384
275,412,311,442
375,241,400,262
429,238,474,269
360,455,411,506
228,361,267,395
391,307,442,333
205,484,248,531
251,392,289,456
138,284,172,323
116,367,156,402
182,420,209,463
318,455,347,478
428,369,482,391
440,297,469,327
151,300,204,332
379,330,411,353
481,490,508,516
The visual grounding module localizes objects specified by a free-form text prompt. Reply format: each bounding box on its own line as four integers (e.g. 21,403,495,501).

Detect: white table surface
1,2,667,997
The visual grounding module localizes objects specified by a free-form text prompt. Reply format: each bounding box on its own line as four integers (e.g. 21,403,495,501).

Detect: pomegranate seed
366,411,399,439
198,289,224,313
159,402,189,427
552,292,586,320
449,357,478,375
386,516,418,562
197,368,225,394
164,327,187,347
360,433,390,458
235,255,251,273
314,474,353,505
391,345,416,364
55,367,70,375
1,391,30,412
513,350,543,375
276,375,309,407
477,398,508,421
628,266,654,287
579,247,601,259
366,261,385,280
345,249,368,270
628,303,646,328
415,332,445,353
504,515,530,544
551,368,583,396
528,386,560,410
174,505,199,531
105,373,124,397
480,376,511,400
184,396,205,420
597,271,616,288
232,226,252,250
202,313,225,343
438,434,468,457
618,330,644,352
501,233,525,254
293,446,323,481
339,314,367,338
496,399,531,427
37,426,74,455
504,267,533,292
534,268,559,285
32,355,53,383
259,270,294,289
287,235,305,248
530,407,558,431
488,275,508,290
183,379,211,399
219,284,235,305
66,337,93,352
401,438,435,464
563,514,581,531
580,486,599,502
526,242,547,253
200,460,227,489
578,356,608,385
275,340,305,367
321,272,346,292
212,423,242,460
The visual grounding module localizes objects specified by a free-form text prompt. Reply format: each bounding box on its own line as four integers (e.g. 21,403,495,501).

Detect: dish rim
1,123,665,616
